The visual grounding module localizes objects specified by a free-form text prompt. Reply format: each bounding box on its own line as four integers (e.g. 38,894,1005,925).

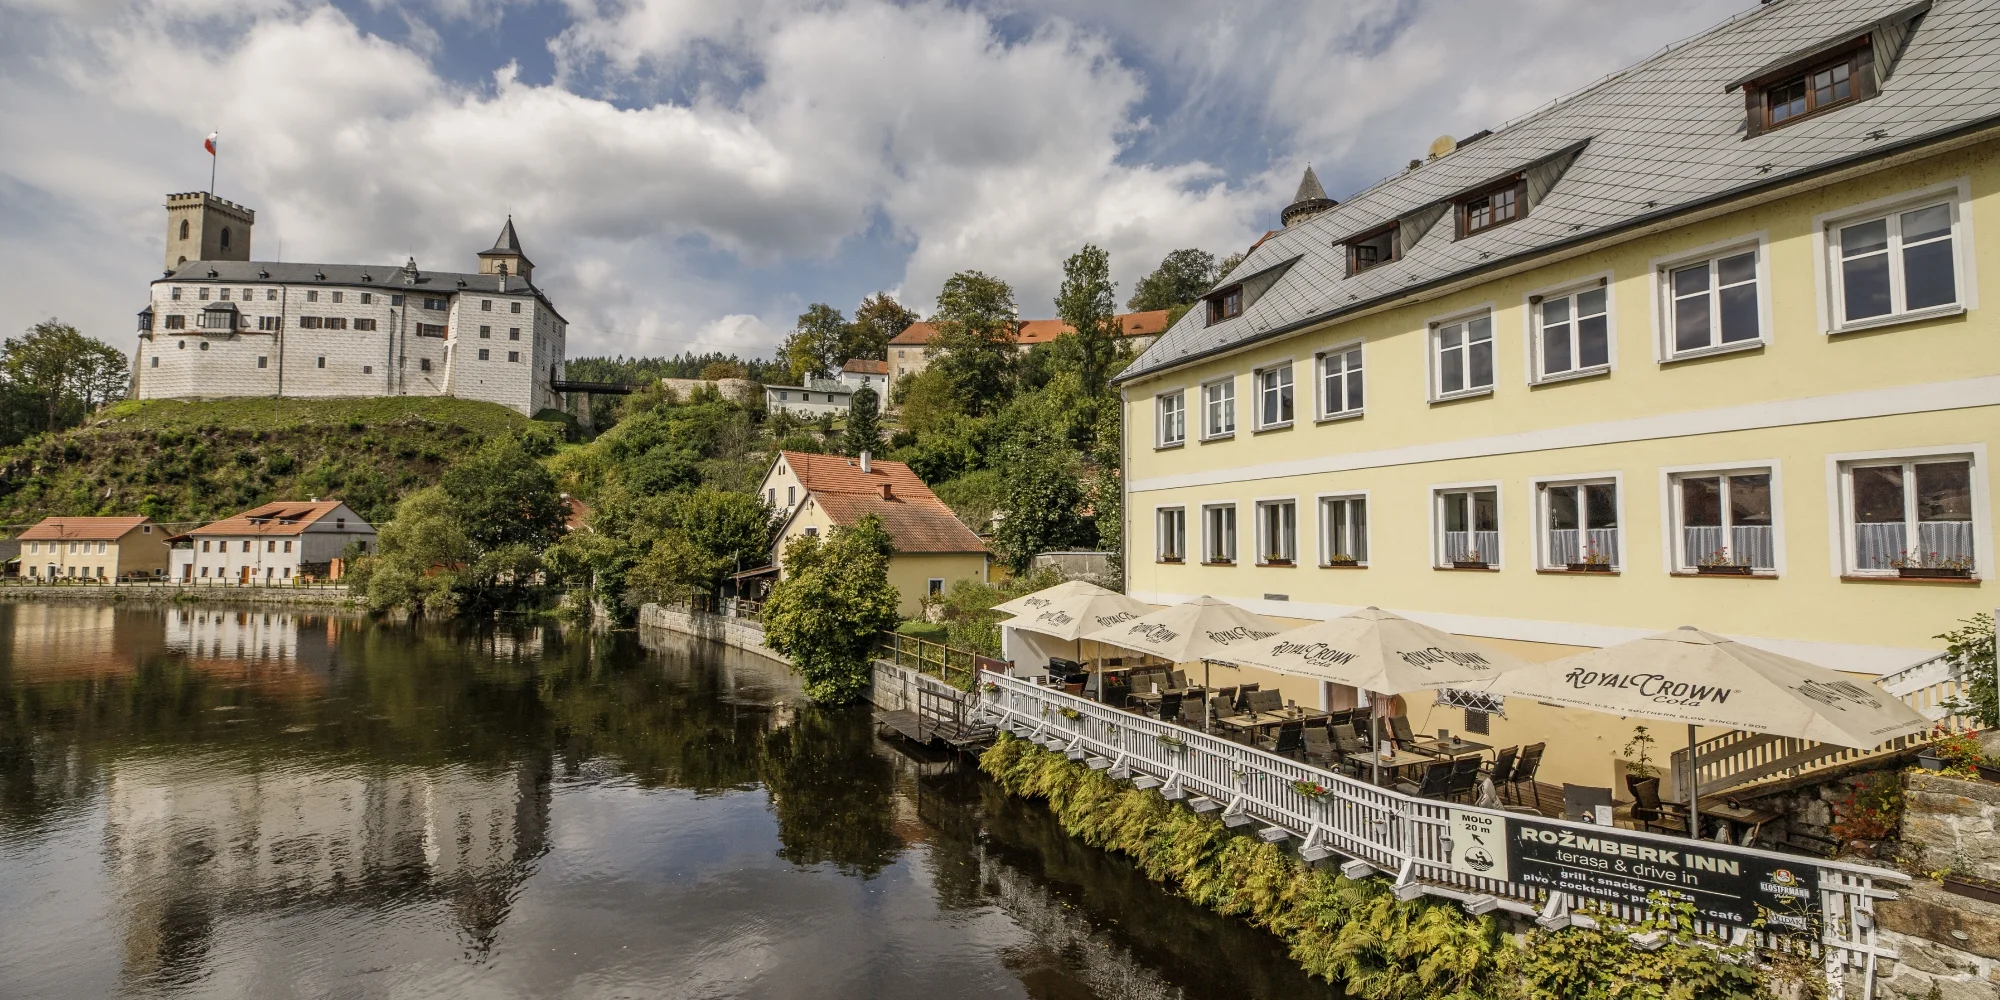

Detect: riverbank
0,582,355,608
637,602,787,665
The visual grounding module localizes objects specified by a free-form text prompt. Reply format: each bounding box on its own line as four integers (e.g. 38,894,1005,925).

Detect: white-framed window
1533,283,1610,381
1839,455,1977,577
1536,477,1620,570
1255,365,1294,429
1318,343,1363,420
1319,495,1368,566
1823,187,1970,332
1156,507,1186,563
1202,503,1237,564
1670,469,1776,573
1663,247,1762,358
1157,390,1186,447
1432,312,1493,399
1202,379,1236,439
1255,499,1297,565
1435,487,1499,568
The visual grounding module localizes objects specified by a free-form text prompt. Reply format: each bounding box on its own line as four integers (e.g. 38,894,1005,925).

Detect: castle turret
476,217,534,284
1280,165,1337,228
164,192,254,271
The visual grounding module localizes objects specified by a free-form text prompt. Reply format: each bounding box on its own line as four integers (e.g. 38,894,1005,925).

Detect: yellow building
18,516,170,581
760,450,989,616
1115,0,1999,790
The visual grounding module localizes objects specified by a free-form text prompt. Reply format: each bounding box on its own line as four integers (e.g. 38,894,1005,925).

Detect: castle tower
476,217,533,284
1280,165,1337,228
164,192,254,271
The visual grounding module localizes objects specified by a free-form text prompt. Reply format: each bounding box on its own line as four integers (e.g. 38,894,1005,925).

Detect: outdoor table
1406,736,1491,760
1697,799,1780,845
1365,748,1426,784
1220,708,1329,738
1127,687,1205,709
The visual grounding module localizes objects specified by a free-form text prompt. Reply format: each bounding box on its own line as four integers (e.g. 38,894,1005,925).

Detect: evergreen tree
844,384,882,457
1054,244,1121,400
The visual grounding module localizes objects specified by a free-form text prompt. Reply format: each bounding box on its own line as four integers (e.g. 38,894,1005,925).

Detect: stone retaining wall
636,603,789,666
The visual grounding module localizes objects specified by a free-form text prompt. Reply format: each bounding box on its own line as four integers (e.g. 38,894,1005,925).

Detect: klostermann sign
1504,816,1817,931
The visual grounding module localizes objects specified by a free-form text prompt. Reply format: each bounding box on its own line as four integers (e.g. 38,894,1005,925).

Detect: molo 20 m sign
1561,668,1739,709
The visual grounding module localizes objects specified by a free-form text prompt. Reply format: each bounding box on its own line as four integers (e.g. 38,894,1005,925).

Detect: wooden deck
874,708,994,750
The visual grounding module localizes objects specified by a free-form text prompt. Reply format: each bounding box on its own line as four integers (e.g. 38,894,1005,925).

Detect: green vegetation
0,395,544,526
564,352,786,386
1941,612,1998,726
0,320,129,446
760,515,901,704
982,734,1806,1000
776,293,918,383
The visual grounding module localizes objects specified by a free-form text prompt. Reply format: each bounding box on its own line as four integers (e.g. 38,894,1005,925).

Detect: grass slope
0,397,538,529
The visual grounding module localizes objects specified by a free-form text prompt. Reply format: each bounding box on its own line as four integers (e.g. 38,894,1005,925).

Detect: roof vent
257,268,269,279
457,279,467,288
361,272,373,282
207,268,219,278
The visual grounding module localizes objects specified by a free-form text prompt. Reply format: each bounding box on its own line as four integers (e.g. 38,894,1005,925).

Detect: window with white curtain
1320,496,1368,566
1256,500,1296,565
1842,458,1975,575
1318,344,1363,419
1203,504,1237,564
1202,379,1236,439
1829,198,1962,328
1157,391,1185,447
1435,488,1499,567
1672,471,1775,573
1157,507,1186,563
1539,479,1619,569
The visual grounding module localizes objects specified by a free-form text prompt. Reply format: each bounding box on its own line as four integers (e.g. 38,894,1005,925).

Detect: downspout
385,301,395,395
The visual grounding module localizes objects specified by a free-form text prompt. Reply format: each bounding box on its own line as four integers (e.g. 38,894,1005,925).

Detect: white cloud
0,0,1752,364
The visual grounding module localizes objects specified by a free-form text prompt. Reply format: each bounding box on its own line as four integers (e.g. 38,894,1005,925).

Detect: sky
0,0,1753,363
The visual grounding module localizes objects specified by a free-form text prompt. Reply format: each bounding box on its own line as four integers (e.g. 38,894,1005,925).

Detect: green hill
0,397,547,529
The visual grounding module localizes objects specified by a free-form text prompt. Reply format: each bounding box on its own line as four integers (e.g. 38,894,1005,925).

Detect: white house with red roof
836,358,890,395
169,500,377,584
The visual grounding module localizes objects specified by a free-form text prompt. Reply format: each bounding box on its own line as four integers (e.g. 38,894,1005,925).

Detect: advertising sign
1504,815,1818,931
1445,808,1510,882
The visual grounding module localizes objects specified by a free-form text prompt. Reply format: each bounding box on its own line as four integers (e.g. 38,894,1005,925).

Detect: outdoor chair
1325,708,1354,732
1303,726,1335,766
1169,669,1189,690
1626,775,1689,835
1216,686,1238,707
1445,755,1483,802
1233,684,1260,710
1156,693,1183,723
1483,746,1518,789
1177,698,1205,727
1331,728,1375,780
1207,695,1235,723
1395,761,1453,798
1259,720,1306,759
1387,716,1417,745
1249,689,1284,715
1506,743,1545,809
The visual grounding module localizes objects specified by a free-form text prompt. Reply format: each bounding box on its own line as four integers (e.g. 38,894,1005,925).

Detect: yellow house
1115,0,2000,791
18,516,170,581
760,450,989,616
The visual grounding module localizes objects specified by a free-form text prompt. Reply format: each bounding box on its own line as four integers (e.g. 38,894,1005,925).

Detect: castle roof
1117,0,1995,385
152,260,567,323
841,358,890,375
478,217,534,266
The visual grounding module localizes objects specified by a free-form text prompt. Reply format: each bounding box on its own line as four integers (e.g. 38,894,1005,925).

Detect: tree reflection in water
760,702,901,876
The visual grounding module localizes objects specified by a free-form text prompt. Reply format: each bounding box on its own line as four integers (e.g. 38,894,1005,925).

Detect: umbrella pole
1686,724,1701,840
1203,659,1212,733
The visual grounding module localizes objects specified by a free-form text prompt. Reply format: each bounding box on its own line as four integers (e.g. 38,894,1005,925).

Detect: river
0,602,1335,999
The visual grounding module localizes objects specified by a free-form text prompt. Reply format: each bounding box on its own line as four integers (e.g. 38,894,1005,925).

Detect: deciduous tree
760,515,902,704
780,303,848,382
1126,248,1217,313
845,292,917,362
1053,244,1121,399
2,319,128,434
928,271,1017,415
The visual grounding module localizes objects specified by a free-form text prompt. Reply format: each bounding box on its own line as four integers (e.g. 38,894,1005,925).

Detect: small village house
168,500,377,584
18,517,169,580
837,358,890,395
887,310,1171,382
762,379,852,418
759,450,988,616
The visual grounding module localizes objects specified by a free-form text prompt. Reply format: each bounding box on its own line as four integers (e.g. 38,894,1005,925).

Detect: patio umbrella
1081,596,1286,726
992,580,1116,618
1489,626,1929,837
1232,606,1529,692
1000,589,1158,699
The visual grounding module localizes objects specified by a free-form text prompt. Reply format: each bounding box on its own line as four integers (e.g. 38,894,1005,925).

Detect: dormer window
1458,179,1523,237
1732,14,1914,140
1207,286,1243,325
1766,51,1859,128
1343,225,1399,275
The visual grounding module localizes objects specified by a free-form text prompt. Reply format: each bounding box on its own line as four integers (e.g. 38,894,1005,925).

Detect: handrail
874,631,987,689
975,669,1903,995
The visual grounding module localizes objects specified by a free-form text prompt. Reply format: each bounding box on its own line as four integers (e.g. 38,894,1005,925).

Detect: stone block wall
1903,773,2000,881
1877,881,2000,999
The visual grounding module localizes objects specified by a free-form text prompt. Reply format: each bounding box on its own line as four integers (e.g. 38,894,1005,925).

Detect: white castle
135,192,567,416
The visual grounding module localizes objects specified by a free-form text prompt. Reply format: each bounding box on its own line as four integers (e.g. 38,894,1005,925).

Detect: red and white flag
203,132,218,155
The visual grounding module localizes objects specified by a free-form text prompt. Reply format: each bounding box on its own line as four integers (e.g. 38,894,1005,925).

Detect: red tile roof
18,516,152,541
811,493,988,554
887,311,1170,348
841,358,890,375
188,500,361,537
783,451,932,499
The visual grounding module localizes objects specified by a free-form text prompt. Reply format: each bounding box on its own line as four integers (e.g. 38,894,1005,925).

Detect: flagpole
209,140,217,194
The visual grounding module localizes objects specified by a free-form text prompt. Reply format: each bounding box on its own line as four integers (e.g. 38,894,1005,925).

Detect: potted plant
1893,550,1975,580
1695,548,1753,576
1452,549,1490,570
1567,543,1614,573
1623,725,1657,779
1326,554,1361,568
1916,728,1985,777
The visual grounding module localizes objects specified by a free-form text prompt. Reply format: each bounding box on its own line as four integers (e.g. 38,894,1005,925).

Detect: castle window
198,287,209,301
478,348,490,360
220,227,230,250
420,358,432,372
416,323,446,337
306,290,318,303
332,291,343,304
219,288,229,301
511,302,522,314
199,342,209,351
165,316,185,330
267,289,277,301
508,351,520,362
171,287,181,300
362,365,373,374
258,316,282,331
509,328,520,340
179,220,190,239
298,316,323,329
317,356,326,368
479,326,491,338
360,293,372,305
257,356,267,369
150,357,159,368
327,317,348,330
354,318,377,331
390,294,403,306
481,300,492,312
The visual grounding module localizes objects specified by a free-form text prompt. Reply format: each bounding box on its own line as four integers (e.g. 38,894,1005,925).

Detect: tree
780,303,848,382
439,439,571,552
760,515,902,704
929,271,1017,415
1127,248,1217,312
992,446,1096,573
844,384,882,457
622,487,776,604
2,320,129,433
1053,244,1123,400
845,292,917,362
699,360,748,381
1217,251,1246,281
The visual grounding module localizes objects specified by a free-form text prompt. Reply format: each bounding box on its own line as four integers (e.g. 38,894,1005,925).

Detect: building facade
136,200,567,417
1116,0,2000,789
763,379,853,418
168,500,377,584
887,310,1171,383
837,358,890,395
17,517,170,580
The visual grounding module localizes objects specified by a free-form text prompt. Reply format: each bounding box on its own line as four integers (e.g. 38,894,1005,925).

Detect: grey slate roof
152,260,566,321
488,217,523,253
1118,0,2000,384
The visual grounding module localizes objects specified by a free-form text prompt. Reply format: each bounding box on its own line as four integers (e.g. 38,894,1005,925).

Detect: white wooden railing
975,669,1904,999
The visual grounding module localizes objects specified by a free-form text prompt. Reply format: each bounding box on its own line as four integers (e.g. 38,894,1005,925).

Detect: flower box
1566,563,1614,573
1452,560,1490,570
1943,873,2000,906
1696,565,1753,576
1916,748,1949,771
1898,567,1973,580
1325,558,1362,568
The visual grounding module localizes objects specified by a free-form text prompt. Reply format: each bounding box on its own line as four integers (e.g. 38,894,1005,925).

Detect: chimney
880,482,893,501
860,450,872,473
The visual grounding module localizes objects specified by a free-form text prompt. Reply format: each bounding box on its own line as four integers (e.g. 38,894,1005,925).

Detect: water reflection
0,603,1335,999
